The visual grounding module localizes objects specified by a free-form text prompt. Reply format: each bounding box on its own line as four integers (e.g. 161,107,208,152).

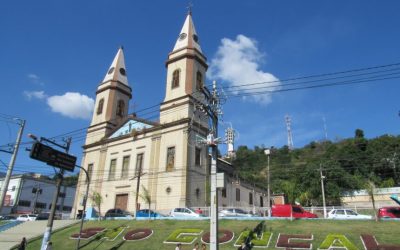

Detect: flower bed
361,234,400,250
201,229,234,245
70,227,105,239
124,228,153,241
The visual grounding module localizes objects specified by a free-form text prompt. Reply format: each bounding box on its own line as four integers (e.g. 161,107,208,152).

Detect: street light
264,149,271,217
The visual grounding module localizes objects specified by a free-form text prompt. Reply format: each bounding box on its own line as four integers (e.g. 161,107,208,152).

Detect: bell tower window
116,100,125,117
172,69,180,89
97,98,104,115
196,71,203,90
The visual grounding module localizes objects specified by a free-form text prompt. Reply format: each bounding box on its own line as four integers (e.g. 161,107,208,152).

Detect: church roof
102,47,129,86
173,13,202,53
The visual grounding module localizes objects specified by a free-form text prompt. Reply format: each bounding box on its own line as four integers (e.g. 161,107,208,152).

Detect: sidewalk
0,220,77,249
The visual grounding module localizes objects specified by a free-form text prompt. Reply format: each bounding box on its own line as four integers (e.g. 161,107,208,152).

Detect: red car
271,204,318,218
377,207,400,219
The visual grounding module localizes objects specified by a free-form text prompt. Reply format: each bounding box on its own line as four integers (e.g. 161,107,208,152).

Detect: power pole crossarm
0,119,25,214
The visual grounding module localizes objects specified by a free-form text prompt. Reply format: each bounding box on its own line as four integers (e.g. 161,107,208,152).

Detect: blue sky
1,1,400,176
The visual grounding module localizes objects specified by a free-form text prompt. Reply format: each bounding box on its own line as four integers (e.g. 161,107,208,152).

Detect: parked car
378,207,400,219
0,215,16,220
271,204,318,218
218,208,253,217
16,214,38,221
170,207,201,217
104,209,133,219
328,209,372,219
36,212,62,220
136,209,164,218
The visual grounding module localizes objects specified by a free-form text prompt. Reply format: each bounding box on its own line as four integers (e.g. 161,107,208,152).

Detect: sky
1,0,400,176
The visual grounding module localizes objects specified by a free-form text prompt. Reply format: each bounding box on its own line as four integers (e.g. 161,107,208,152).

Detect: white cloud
23,90,47,100
27,73,44,86
47,92,94,120
209,34,280,104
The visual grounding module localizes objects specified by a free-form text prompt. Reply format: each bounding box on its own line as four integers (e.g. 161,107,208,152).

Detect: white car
170,208,201,217
328,209,372,219
218,208,253,217
17,214,38,221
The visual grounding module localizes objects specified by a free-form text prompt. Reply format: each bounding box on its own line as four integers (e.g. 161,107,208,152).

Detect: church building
72,12,210,216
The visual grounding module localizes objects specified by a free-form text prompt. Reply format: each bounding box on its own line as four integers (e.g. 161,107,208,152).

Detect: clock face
108,67,115,75
119,68,126,76
179,33,187,41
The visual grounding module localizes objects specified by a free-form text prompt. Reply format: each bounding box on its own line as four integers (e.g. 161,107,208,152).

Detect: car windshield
292,207,303,213
346,210,357,215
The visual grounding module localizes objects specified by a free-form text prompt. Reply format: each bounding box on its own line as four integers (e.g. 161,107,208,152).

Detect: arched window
172,69,180,88
97,98,104,115
116,100,125,117
196,71,203,90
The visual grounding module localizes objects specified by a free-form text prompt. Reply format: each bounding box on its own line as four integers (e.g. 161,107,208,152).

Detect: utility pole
264,149,271,217
194,80,224,250
134,162,143,216
32,184,42,214
208,80,220,250
75,165,90,250
0,118,25,214
40,137,71,250
319,164,327,219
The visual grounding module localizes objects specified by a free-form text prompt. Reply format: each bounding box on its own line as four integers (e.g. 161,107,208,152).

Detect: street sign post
30,142,76,172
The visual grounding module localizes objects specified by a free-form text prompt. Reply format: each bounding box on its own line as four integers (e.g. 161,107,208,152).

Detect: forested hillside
231,129,400,206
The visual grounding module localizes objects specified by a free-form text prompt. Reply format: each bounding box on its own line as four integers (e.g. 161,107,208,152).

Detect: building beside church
72,12,269,217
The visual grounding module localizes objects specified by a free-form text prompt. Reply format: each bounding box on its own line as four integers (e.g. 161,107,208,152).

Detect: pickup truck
271,204,318,218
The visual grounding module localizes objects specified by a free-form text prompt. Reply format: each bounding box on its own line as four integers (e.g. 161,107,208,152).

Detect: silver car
327,209,372,219
218,208,253,217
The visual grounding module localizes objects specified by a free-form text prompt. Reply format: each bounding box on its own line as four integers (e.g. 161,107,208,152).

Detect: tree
365,180,378,222
90,191,103,220
138,185,152,219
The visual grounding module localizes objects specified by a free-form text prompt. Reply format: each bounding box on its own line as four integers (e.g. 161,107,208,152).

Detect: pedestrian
46,241,53,250
18,237,27,250
193,242,199,250
201,243,207,250
175,243,182,250
195,208,203,214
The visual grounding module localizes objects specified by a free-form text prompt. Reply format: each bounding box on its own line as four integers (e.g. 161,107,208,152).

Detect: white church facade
71,12,268,217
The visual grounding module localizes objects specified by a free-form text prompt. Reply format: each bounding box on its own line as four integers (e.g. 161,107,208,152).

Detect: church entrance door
115,194,128,210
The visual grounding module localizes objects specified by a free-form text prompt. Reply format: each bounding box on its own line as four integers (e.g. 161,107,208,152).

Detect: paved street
0,220,77,249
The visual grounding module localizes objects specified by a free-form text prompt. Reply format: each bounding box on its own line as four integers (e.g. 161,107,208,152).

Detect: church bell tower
160,12,208,124
86,48,132,145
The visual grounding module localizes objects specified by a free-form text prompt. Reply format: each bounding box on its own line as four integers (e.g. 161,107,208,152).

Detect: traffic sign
30,142,76,172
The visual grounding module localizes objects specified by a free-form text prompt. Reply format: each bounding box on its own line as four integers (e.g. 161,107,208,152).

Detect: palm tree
138,185,152,219
90,191,103,220
365,180,378,221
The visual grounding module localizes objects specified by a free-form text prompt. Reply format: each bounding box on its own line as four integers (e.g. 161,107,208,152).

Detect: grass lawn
24,219,400,250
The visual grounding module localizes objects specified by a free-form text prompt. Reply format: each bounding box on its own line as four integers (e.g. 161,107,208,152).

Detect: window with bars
195,147,201,167
222,188,227,198
122,156,130,179
135,154,143,176
18,200,31,207
116,100,125,117
109,159,117,180
97,98,104,115
172,70,180,88
196,71,203,90
166,147,175,172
